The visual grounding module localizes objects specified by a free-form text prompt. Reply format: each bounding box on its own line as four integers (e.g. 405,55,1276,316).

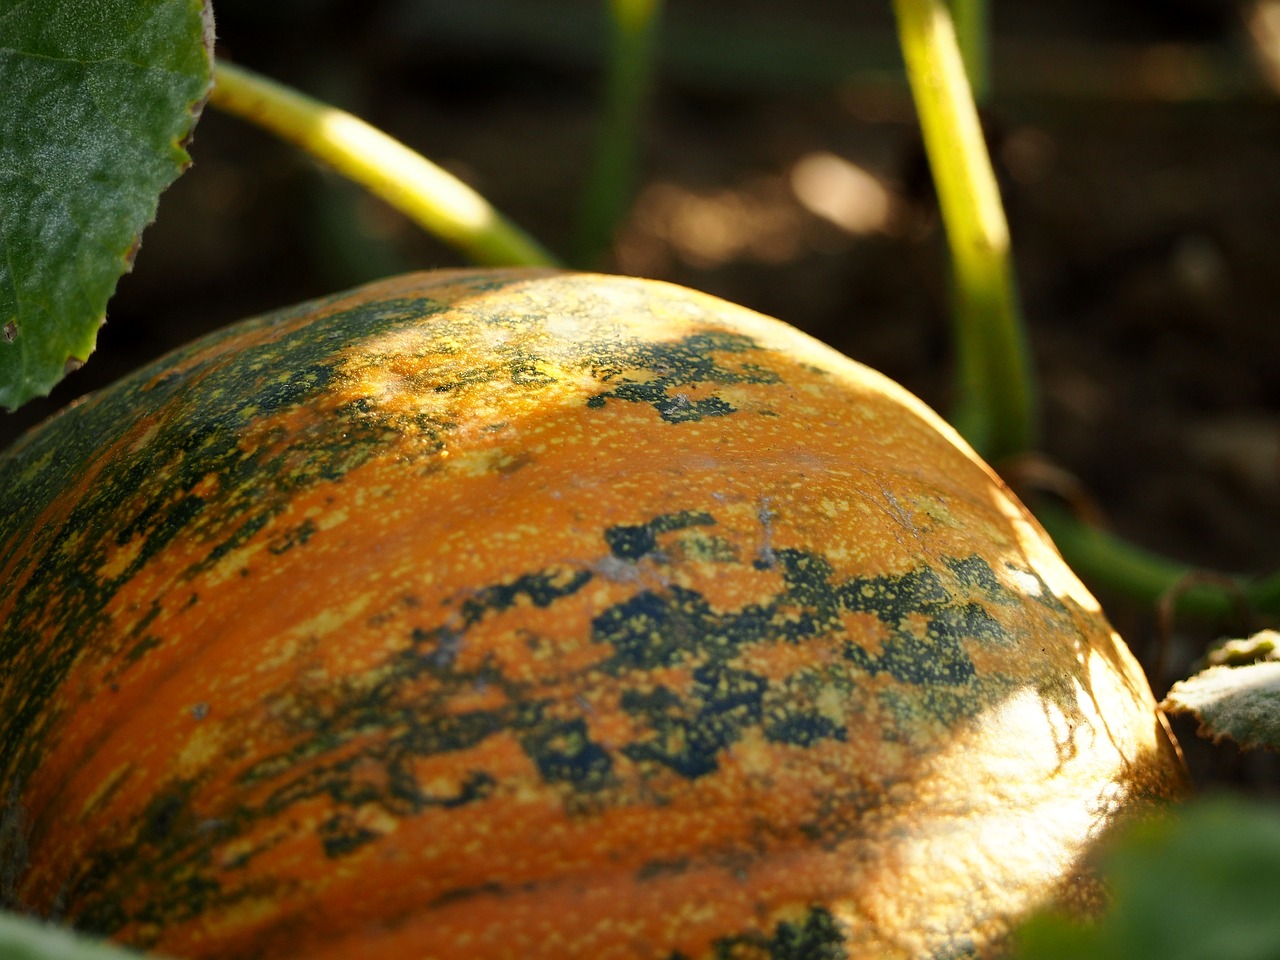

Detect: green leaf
1201,629,1280,669
1013,797,1280,960
1162,649,1280,752
0,911,153,960
0,0,214,410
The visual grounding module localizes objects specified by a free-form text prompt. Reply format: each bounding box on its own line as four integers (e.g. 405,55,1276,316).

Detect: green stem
897,3,1279,628
209,61,560,269
1036,503,1280,618
893,0,1035,460
947,0,990,101
0,910,152,960
574,0,665,266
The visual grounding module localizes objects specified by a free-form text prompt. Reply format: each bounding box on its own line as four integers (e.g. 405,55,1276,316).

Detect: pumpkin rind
0,270,1186,959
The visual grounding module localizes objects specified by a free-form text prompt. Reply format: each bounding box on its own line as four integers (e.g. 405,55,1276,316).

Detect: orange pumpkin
0,270,1185,959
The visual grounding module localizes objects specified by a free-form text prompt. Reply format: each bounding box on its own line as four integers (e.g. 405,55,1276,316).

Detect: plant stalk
574,0,665,266
947,0,990,101
1035,503,1280,618
893,0,1034,460
209,61,560,269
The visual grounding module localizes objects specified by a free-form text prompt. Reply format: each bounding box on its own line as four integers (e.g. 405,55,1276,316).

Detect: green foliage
1163,631,1280,752
573,0,665,267
1014,797,1280,960
1201,630,1280,668
0,911,151,960
208,62,558,270
1033,505,1280,618
0,0,213,410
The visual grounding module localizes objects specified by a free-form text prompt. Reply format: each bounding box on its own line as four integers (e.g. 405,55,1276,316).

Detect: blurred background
6,0,1279,788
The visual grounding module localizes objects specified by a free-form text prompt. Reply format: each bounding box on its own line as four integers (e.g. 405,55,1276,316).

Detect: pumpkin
0,269,1186,960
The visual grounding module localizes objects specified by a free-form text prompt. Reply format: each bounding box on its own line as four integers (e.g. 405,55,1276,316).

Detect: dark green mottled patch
594,586,734,671
585,331,780,423
268,517,317,555
595,542,991,777
636,856,691,881
590,544,987,704
604,524,660,561
459,568,594,623
138,785,192,845
622,664,767,778
930,941,980,960
432,355,559,393
197,511,274,572
765,710,847,747
520,717,614,790
319,820,379,858
946,555,1000,593
836,563,978,687
605,510,716,560
700,905,849,960
122,633,162,666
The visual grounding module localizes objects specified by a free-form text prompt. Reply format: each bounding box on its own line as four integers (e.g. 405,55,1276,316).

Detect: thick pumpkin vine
1,1,1279,958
